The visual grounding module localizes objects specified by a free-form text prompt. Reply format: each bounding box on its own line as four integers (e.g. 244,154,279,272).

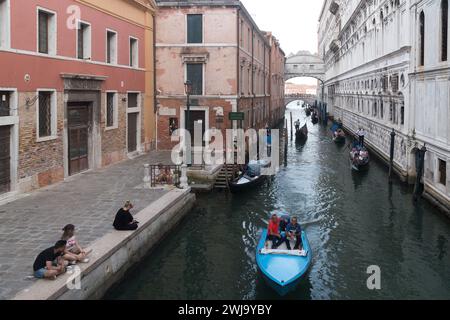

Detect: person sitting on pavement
61,224,91,265
33,240,68,280
113,201,139,231
266,214,282,249
282,217,303,251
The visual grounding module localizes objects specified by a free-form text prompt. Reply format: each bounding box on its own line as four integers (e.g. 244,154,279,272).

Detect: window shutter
38,11,49,54
78,24,84,59
187,15,203,44
187,64,203,95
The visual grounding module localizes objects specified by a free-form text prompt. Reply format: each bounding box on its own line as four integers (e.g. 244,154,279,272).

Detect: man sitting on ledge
33,240,67,280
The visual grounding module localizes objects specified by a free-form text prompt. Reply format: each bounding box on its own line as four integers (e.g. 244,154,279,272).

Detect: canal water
106,102,450,300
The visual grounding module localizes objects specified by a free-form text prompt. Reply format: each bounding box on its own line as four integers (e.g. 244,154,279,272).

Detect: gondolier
356,127,367,147
294,119,300,131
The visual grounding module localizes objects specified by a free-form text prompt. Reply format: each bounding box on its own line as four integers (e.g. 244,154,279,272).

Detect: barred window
38,91,53,138
106,92,116,128
38,10,55,54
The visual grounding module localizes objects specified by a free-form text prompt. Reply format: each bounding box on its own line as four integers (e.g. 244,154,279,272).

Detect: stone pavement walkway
0,151,173,300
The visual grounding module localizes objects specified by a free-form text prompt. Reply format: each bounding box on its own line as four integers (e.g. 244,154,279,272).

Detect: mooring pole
389,129,396,183
413,145,427,202
290,112,293,141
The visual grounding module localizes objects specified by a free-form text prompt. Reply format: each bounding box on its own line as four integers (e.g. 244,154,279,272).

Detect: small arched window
419,11,425,66
441,0,448,61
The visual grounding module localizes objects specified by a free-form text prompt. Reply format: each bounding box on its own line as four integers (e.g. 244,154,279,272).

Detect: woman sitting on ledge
113,201,139,231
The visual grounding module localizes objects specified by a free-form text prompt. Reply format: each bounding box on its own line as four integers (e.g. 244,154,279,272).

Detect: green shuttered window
187,14,203,44
186,64,203,95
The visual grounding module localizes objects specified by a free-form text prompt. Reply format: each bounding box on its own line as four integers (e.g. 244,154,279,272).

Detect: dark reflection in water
105,103,450,300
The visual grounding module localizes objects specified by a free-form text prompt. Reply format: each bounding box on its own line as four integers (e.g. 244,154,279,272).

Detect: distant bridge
284,94,317,106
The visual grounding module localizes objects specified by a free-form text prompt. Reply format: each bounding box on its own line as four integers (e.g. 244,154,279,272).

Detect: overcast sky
240,0,324,84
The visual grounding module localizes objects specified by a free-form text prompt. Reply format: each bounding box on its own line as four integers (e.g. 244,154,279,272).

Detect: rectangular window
240,20,244,47
0,0,10,48
77,21,91,60
106,92,117,128
128,93,139,109
187,14,202,44
442,0,448,61
186,63,203,95
439,159,447,186
38,9,55,55
38,91,55,138
129,37,138,67
0,91,10,117
106,30,117,64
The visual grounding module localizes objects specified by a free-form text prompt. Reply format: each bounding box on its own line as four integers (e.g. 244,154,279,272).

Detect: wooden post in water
389,129,396,184
290,112,293,141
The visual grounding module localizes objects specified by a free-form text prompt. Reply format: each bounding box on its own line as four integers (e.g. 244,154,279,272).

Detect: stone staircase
214,164,239,190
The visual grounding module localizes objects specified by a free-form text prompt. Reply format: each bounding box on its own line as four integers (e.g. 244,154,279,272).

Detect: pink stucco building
155,0,285,150
0,0,156,198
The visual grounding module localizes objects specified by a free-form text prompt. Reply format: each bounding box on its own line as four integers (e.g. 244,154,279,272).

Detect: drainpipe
153,11,158,150
251,28,255,130
236,7,240,130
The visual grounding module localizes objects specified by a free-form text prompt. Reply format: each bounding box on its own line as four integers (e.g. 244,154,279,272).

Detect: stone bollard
179,164,189,189
143,164,151,188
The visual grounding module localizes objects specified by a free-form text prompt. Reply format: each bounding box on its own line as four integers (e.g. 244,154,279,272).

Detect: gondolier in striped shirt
356,127,367,148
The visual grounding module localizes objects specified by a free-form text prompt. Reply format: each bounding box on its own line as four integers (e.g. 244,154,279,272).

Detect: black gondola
349,144,370,171
333,134,346,144
295,124,308,141
229,160,271,193
305,108,312,117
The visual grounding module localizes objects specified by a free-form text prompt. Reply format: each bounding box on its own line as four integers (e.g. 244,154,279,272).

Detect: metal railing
150,165,181,188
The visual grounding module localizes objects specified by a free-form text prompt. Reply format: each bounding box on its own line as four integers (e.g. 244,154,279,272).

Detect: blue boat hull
256,229,312,296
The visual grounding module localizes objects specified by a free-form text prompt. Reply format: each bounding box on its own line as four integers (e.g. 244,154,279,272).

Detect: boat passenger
282,217,303,250
294,120,300,131
267,214,282,249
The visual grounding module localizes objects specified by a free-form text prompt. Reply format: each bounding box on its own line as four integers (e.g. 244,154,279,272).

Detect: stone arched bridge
285,94,317,106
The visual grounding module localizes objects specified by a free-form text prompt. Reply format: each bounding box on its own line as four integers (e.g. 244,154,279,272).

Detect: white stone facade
318,0,450,212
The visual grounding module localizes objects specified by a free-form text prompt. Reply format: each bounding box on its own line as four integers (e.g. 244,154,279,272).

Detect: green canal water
105,102,450,300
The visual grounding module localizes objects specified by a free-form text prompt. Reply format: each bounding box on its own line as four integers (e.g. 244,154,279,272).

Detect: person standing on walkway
33,240,67,280
294,119,300,131
113,201,139,231
356,127,367,148
61,224,91,265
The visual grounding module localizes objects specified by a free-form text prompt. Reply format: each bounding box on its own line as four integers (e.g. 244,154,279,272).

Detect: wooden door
128,112,138,153
68,105,89,176
186,110,205,146
0,126,11,194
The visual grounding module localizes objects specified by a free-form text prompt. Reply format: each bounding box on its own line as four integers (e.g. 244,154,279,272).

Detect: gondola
333,134,346,144
350,144,370,171
330,122,345,144
311,113,319,125
256,228,312,296
305,108,312,117
295,124,308,141
229,160,270,193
